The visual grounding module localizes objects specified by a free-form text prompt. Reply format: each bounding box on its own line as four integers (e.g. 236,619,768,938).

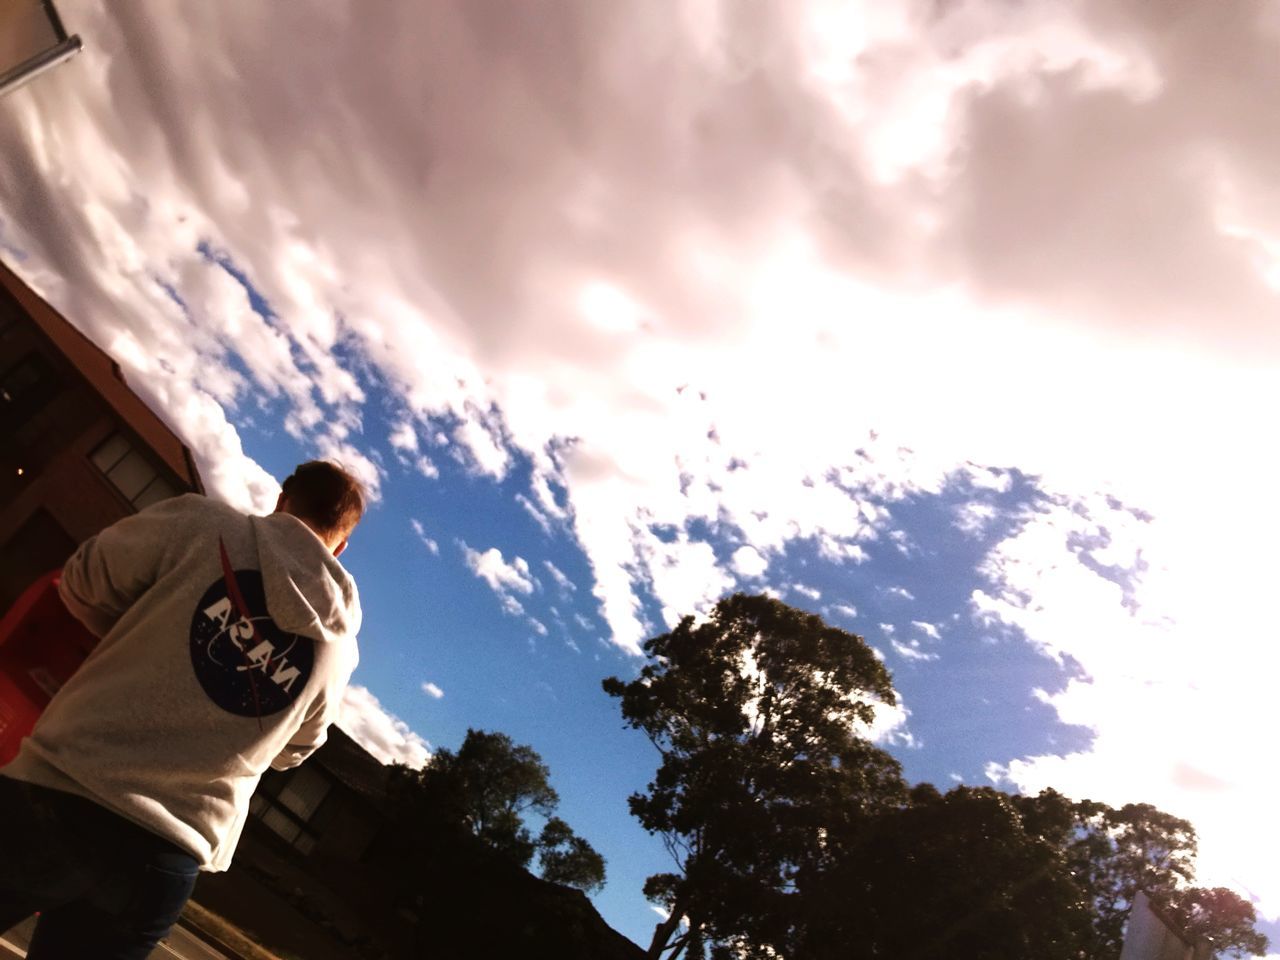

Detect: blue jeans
0,775,199,959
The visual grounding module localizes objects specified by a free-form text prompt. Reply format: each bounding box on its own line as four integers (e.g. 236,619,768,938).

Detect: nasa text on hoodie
0,493,361,871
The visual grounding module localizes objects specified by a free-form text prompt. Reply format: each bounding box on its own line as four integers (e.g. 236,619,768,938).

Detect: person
0,460,364,958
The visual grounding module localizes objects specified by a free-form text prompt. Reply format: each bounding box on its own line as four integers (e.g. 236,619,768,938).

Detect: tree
794,784,1088,960
604,594,1267,959
420,728,557,866
538,816,607,894
1012,790,1267,959
1162,886,1268,959
411,728,607,892
603,593,908,959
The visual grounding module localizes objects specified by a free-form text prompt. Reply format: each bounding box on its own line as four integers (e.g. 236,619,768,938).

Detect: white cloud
856,696,915,749
886,587,915,601
964,465,1013,494
388,420,418,453
410,518,439,555
730,545,768,578
911,620,941,640
827,602,858,620
788,583,821,601
420,681,444,699
337,684,431,769
954,501,998,539
454,412,510,479
891,638,940,663
641,534,737,635
462,543,534,595
975,491,1280,919
887,529,915,557
414,455,439,479
516,492,554,534
543,559,576,593
460,542,546,627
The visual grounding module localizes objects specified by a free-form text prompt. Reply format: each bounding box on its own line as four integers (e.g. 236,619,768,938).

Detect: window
250,765,333,856
0,352,59,433
276,764,333,822
89,432,179,510
0,354,50,404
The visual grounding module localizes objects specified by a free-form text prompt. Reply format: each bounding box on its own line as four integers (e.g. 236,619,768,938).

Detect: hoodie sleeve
270,696,332,771
58,496,195,637
270,640,358,771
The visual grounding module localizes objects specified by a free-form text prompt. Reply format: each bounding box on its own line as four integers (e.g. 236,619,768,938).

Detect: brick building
0,258,204,609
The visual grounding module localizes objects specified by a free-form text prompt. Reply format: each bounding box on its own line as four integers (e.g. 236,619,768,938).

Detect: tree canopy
1010,790,1266,959
400,728,606,894
604,593,908,958
606,594,1267,960
795,784,1089,959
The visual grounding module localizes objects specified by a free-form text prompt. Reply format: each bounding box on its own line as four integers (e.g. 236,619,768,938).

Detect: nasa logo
189,570,314,718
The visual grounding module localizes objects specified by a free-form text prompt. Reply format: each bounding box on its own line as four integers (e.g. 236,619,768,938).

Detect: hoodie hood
250,512,361,643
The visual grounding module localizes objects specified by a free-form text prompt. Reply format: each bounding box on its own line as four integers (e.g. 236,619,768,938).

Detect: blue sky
233,363,1095,943
3,1,1280,952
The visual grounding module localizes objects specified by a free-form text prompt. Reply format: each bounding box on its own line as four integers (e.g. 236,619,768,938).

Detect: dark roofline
315,725,393,804
0,257,205,494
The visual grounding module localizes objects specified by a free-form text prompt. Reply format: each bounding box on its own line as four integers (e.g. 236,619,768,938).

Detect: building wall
0,279,199,609
246,739,385,864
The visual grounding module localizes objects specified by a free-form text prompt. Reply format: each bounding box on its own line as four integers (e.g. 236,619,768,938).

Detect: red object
0,571,100,766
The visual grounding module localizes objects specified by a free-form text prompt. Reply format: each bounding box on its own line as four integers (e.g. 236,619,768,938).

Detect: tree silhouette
407,728,606,893
794,784,1088,959
604,593,907,958
606,595,1267,960
539,816,607,894
1012,790,1267,959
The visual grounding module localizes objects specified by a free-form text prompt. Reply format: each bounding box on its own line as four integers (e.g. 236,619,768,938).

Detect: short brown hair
281,461,366,540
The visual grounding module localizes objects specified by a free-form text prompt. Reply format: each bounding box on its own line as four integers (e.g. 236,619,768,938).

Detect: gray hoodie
1,493,361,871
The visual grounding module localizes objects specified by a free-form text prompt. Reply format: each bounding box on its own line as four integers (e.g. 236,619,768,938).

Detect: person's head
274,460,365,557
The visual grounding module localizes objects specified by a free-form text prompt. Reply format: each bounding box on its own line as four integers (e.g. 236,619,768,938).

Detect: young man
0,460,364,959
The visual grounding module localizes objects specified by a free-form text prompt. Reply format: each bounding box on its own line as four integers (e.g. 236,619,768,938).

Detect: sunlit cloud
338,685,431,769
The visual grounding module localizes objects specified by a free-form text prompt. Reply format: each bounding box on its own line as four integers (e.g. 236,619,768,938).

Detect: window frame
88,430,180,511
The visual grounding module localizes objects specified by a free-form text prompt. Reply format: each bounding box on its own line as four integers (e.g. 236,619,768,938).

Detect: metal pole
0,35,82,99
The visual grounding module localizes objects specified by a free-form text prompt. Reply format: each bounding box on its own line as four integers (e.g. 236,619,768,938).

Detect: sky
2,0,1279,951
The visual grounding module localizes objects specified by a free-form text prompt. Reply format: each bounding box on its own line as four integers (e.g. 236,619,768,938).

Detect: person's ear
274,492,288,513
333,538,348,558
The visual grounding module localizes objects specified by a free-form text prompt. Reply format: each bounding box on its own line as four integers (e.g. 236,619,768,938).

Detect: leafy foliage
607,594,1267,960
1011,790,1267,959
539,816,607,894
795,784,1089,959
1162,886,1269,959
401,728,606,892
603,593,908,958
419,728,558,868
